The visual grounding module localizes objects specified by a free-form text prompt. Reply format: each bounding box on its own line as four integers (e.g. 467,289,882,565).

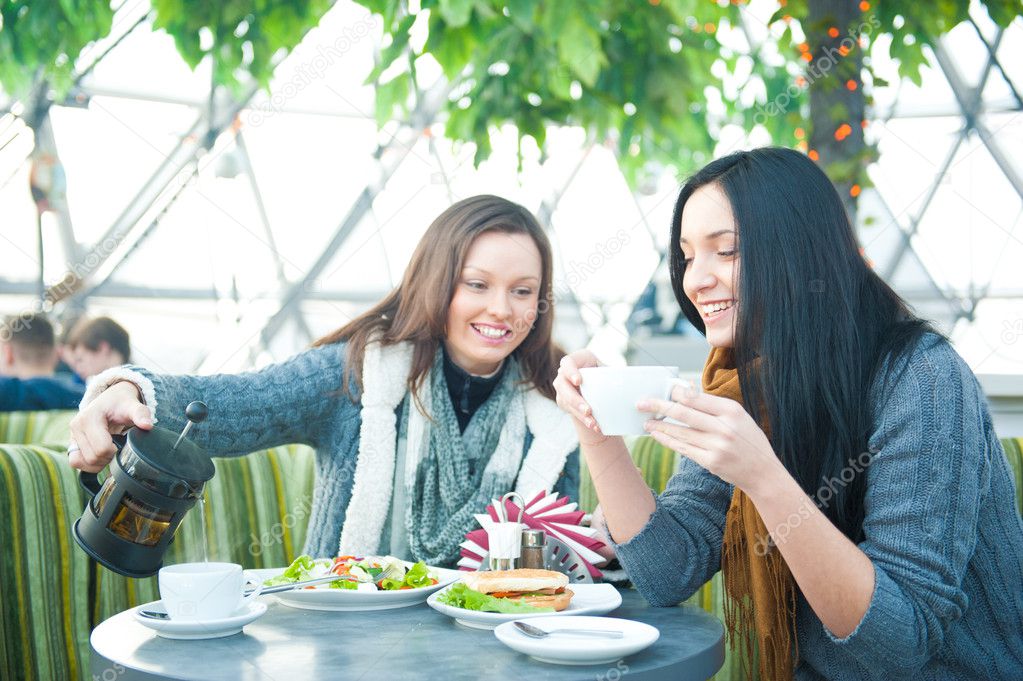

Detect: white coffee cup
579,366,702,436
158,562,262,622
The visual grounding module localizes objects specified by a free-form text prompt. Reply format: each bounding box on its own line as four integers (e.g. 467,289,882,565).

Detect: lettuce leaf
436,583,554,613
402,561,433,588
263,555,330,586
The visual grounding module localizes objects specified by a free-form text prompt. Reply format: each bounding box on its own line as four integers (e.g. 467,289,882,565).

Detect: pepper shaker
519,529,547,570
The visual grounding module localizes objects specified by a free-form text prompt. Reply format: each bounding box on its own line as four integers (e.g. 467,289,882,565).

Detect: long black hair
669,147,941,543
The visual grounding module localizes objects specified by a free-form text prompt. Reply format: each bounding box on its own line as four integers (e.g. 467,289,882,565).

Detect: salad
264,554,439,592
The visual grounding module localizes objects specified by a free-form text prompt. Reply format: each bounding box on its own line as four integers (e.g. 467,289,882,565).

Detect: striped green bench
0,410,76,447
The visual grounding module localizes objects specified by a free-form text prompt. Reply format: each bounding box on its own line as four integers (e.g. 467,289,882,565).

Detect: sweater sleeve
91,343,352,457
607,454,733,606
823,336,992,673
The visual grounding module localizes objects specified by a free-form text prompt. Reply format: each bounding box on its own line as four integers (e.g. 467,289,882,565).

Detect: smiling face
679,183,740,348
444,230,543,375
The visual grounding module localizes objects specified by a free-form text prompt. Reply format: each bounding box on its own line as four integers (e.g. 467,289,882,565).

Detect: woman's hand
68,382,153,473
552,350,610,445
637,387,785,494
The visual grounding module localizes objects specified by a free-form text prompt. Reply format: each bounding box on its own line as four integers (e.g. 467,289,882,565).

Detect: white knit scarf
338,339,577,557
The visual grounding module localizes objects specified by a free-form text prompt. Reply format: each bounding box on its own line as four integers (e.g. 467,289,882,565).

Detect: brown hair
66,316,131,362
313,194,563,405
2,312,56,365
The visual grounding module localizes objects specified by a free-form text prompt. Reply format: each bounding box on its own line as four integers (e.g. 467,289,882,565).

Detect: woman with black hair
554,147,1023,679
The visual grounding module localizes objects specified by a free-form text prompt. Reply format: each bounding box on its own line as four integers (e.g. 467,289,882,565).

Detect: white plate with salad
251,555,462,612
427,582,623,630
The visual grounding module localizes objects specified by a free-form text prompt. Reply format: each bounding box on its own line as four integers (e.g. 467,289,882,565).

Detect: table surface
91,587,725,681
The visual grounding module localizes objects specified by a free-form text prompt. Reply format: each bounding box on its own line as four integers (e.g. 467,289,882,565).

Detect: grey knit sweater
125,342,579,563
610,334,1023,679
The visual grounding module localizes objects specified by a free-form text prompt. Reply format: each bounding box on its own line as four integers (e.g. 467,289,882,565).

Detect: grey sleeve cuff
80,366,158,423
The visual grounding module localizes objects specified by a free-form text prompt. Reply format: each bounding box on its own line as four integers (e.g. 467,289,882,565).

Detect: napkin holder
459,490,608,581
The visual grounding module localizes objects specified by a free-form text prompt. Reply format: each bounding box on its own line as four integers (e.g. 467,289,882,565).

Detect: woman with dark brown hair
67,195,580,567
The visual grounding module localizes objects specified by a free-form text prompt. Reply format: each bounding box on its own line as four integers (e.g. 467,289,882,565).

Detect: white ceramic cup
579,366,702,436
158,562,262,622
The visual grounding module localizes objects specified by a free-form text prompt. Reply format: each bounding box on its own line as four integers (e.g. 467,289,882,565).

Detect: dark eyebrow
463,266,540,283
679,229,736,245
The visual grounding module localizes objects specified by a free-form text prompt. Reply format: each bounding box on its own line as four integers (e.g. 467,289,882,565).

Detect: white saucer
493,616,659,665
132,600,268,640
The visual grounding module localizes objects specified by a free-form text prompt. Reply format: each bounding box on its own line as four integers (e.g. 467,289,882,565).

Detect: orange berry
850,184,861,197
809,149,820,161
828,27,840,38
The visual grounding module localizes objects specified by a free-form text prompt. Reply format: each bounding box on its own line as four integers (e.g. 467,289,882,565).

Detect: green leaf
366,13,417,84
375,71,410,127
439,0,474,27
557,13,604,87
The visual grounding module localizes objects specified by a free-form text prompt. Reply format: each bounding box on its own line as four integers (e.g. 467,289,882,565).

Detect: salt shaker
519,529,547,570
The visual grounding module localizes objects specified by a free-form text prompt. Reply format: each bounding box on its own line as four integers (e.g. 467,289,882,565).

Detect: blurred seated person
65,316,131,380
54,316,85,385
1,312,85,411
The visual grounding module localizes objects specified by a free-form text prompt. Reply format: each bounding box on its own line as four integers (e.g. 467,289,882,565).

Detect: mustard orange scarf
703,346,798,680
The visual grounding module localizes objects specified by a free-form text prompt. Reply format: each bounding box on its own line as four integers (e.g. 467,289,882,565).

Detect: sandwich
460,569,573,611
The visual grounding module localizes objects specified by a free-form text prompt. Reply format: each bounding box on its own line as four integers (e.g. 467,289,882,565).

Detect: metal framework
1,7,1020,366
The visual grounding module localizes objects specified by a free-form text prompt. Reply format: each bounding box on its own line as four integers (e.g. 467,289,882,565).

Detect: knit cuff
80,366,158,423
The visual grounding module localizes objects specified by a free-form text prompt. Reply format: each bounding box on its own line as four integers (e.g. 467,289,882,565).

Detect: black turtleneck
442,347,506,433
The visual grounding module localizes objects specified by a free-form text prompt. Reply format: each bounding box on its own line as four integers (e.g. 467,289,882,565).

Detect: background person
67,195,580,567
65,316,131,380
1,312,85,411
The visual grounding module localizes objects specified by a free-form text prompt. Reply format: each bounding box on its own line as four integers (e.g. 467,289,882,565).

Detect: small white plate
131,600,267,640
427,583,623,630
247,565,463,612
494,616,659,665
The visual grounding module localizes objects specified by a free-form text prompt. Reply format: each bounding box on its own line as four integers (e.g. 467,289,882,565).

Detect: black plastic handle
79,471,103,496
77,433,127,498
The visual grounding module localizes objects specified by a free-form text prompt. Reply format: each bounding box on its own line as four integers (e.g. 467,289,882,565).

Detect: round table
91,587,724,681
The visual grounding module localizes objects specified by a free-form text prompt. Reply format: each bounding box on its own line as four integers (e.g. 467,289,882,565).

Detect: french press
73,401,214,578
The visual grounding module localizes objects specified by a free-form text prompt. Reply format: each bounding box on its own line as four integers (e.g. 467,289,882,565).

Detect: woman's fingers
645,416,715,450
671,390,737,417
116,401,154,431
553,371,589,422
69,410,116,472
554,367,601,433
637,396,717,432
647,428,713,470
559,350,601,387
67,385,150,473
